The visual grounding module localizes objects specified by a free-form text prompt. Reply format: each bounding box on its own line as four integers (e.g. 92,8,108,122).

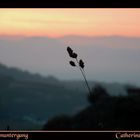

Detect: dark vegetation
43,85,140,130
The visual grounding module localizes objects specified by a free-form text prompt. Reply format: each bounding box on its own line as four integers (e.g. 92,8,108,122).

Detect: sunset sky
0,8,140,37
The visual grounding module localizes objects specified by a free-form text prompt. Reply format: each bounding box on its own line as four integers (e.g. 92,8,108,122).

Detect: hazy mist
0,35,140,85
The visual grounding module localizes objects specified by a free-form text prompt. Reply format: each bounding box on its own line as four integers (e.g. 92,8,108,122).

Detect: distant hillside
0,63,59,82
0,62,88,130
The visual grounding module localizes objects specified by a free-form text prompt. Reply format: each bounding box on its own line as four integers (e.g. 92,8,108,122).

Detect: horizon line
0,34,140,39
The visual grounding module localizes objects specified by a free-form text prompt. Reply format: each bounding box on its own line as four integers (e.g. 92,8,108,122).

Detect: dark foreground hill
43,87,140,130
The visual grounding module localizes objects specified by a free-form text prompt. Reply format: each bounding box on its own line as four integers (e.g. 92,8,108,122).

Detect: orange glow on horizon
0,8,140,38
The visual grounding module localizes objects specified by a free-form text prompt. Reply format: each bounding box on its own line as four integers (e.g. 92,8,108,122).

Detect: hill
0,62,131,130
0,62,88,130
43,87,140,130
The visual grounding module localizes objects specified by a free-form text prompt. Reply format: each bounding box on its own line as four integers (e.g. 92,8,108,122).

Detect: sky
0,8,140,85
0,8,140,37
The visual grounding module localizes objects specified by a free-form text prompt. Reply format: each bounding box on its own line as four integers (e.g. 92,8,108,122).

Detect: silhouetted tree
87,84,109,104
